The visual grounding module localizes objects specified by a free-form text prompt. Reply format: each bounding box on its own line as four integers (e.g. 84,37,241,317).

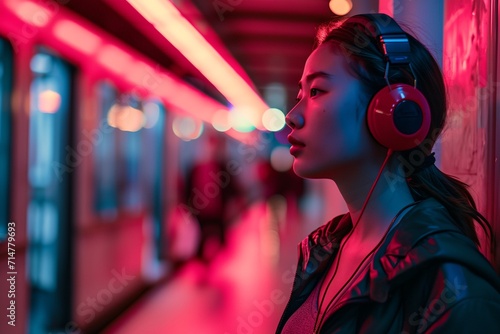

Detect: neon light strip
126,0,268,129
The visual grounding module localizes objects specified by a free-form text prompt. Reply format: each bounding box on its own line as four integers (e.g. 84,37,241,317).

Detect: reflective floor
103,200,310,334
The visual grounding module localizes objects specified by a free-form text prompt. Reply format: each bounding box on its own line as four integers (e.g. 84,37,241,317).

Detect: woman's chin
292,162,328,180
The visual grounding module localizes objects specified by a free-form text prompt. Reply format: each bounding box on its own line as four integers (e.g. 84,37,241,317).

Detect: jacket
276,198,500,333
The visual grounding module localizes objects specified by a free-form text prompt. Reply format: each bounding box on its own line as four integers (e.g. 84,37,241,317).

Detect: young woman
277,13,500,333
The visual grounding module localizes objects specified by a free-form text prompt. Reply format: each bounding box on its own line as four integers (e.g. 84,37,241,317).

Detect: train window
27,49,74,333
0,39,13,240
141,100,166,258
94,81,118,217
117,95,144,211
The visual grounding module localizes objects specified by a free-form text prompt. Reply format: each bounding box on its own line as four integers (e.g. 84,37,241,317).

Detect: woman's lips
288,135,305,156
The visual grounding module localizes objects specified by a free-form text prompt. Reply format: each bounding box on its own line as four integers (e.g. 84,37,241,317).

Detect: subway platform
103,200,309,334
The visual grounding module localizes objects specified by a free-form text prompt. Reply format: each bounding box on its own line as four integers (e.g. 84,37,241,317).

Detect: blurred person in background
184,131,244,265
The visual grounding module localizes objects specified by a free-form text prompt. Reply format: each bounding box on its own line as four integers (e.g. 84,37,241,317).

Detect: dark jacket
276,198,500,333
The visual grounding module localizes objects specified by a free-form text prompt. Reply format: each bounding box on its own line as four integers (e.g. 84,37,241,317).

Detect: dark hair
315,17,496,259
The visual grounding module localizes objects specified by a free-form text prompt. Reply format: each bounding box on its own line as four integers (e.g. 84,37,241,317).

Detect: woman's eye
295,88,320,101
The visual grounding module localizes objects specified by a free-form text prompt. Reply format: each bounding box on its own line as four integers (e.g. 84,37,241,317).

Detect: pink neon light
127,0,268,129
97,44,133,74
7,0,54,27
53,20,102,55
1,0,257,143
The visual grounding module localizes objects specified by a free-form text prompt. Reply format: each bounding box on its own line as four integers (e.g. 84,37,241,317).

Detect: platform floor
103,200,311,334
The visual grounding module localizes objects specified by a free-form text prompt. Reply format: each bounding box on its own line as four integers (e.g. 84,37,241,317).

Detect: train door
27,50,75,334
115,96,167,267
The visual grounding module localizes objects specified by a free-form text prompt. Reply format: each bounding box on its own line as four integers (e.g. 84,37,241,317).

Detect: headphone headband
345,14,411,65
341,14,431,152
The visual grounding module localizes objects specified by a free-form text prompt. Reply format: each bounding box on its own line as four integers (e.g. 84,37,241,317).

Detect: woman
277,13,500,333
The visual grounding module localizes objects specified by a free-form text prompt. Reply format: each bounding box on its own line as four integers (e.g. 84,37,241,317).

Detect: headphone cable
353,148,394,227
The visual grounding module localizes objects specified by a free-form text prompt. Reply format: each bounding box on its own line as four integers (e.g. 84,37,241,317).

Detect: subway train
1,0,499,333
0,1,177,333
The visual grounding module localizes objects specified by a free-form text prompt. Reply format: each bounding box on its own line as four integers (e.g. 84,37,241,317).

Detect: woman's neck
336,167,415,242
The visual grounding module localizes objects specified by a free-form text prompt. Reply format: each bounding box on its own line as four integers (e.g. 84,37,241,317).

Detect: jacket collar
300,198,500,305
369,198,500,302
298,212,352,275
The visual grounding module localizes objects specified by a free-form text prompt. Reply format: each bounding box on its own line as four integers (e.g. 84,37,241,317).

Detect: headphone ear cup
367,84,431,151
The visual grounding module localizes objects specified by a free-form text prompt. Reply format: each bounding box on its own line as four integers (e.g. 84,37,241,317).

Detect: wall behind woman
441,0,499,266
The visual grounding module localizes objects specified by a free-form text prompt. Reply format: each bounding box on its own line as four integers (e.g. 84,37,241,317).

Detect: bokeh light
38,90,61,114
118,106,145,132
270,146,293,172
107,104,146,132
172,115,204,141
107,103,120,128
262,108,285,132
229,106,255,133
211,109,231,132
143,101,161,129
329,0,353,16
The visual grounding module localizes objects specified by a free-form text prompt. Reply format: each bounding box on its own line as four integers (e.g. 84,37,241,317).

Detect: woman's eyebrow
298,71,335,88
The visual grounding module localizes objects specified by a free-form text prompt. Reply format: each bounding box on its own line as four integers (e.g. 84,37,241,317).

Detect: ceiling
189,0,337,108
63,0,336,111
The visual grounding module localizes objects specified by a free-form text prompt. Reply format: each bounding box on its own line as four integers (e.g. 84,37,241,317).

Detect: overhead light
126,0,268,129
7,0,54,27
53,20,102,55
329,0,353,16
97,44,132,74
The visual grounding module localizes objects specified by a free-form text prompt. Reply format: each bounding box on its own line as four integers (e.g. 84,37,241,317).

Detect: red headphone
345,14,431,151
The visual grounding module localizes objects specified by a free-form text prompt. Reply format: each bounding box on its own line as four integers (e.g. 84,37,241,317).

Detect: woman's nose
285,112,304,129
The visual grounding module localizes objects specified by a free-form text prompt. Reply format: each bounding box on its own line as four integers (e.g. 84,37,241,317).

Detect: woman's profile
277,13,500,333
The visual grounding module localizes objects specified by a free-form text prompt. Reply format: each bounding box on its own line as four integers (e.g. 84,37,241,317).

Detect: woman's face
286,43,378,179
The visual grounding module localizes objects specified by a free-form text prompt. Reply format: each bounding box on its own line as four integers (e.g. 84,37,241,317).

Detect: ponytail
406,164,496,260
